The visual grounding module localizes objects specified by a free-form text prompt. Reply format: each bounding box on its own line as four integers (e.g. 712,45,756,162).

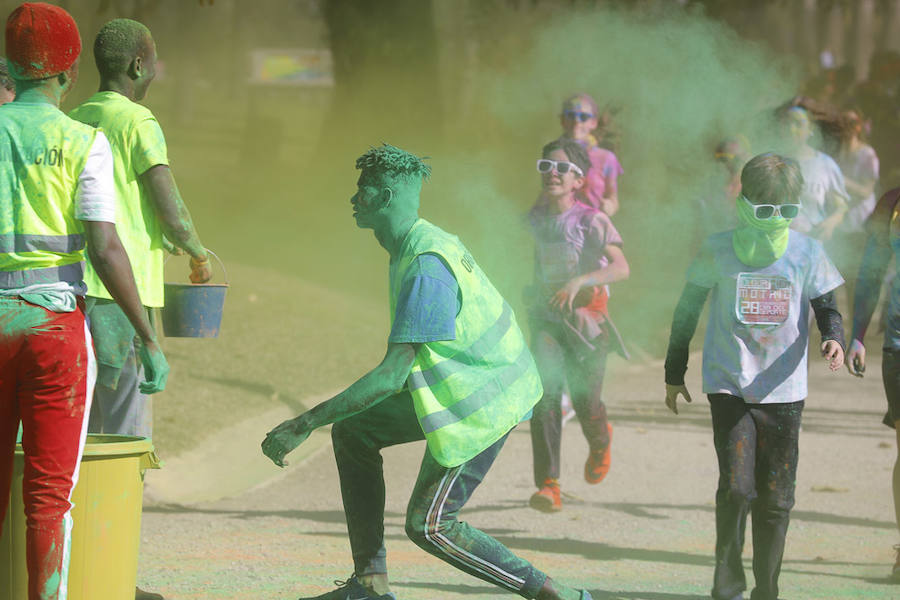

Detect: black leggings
708,394,803,600
530,320,610,487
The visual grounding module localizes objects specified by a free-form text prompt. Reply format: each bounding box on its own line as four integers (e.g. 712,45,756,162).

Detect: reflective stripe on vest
0,261,85,287
0,102,96,288
408,302,513,392
0,233,85,254
419,345,534,434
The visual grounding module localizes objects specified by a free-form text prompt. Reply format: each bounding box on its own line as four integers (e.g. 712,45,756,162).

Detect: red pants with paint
0,298,94,600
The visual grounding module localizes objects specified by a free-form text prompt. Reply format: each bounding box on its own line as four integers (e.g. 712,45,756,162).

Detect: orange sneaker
584,423,613,484
529,478,562,512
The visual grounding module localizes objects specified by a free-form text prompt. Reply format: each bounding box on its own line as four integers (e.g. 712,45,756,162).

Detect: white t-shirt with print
687,230,843,403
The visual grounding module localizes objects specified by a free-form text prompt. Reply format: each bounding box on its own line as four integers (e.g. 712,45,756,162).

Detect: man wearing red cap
0,4,169,600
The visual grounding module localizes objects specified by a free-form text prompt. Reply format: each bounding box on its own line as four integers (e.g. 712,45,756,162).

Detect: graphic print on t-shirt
735,273,792,325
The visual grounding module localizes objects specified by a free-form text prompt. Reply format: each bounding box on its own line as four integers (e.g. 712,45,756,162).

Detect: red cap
5,3,80,80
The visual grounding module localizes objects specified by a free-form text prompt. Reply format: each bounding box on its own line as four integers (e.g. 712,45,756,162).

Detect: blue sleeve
389,253,460,344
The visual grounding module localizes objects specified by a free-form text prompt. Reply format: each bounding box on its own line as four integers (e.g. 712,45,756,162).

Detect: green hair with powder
355,144,431,186
93,18,152,78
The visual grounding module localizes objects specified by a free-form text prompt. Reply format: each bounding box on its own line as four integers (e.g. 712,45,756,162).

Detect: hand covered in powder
262,417,312,467
664,383,692,415
551,278,583,312
821,340,844,372
846,339,866,377
137,339,169,394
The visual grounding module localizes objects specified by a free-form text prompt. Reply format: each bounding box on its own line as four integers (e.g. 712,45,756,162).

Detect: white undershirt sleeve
75,131,117,223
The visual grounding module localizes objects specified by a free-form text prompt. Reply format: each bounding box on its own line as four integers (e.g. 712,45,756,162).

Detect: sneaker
298,575,396,600
580,591,594,600
135,587,164,600
892,544,900,581
529,478,562,512
584,423,613,484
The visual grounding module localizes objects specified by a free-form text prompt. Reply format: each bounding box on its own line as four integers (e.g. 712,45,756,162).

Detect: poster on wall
249,49,334,87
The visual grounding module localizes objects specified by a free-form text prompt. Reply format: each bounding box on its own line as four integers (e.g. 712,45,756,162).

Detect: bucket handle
165,248,228,285
140,450,161,471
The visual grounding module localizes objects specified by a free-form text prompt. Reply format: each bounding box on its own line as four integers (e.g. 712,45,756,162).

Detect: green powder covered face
353,144,432,221
732,195,792,267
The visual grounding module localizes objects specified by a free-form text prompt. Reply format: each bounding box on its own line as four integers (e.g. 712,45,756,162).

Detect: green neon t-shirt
70,91,169,307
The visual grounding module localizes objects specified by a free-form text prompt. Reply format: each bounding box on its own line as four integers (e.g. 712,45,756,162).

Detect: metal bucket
160,250,228,338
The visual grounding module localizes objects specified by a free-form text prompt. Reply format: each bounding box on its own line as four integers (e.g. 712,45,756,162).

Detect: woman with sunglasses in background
555,93,623,216
526,139,630,513
664,153,846,600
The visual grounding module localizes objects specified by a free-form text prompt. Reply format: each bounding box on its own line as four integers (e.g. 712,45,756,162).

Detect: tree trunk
319,0,443,155
851,0,877,81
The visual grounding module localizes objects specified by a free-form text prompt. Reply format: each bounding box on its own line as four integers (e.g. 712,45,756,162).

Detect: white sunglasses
536,159,584,177
741,195,801,220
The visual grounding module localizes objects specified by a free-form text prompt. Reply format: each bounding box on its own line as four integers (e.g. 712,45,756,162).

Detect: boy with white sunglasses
664,153,845,600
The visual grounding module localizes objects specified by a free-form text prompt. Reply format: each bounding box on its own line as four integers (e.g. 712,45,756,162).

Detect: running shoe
892,544,900,581
584,423,613,484
135,587,164,600
580,591,594,600
529,478,562,512
298,575,396,600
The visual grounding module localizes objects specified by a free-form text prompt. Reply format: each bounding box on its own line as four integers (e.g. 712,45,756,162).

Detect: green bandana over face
731,196,791,267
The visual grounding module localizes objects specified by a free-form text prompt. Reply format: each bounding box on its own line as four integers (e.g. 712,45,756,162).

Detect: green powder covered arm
261,342,418,467
140,164,209,274
83,220,169,394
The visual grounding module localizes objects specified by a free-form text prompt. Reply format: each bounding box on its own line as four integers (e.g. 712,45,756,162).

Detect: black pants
530,320,610,487
708,394,803,600
331,391,547,598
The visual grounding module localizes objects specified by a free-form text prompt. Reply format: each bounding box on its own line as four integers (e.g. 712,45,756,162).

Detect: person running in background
0,4,168,599
527,139,629,513
556,93,623,216
846,186,900,581
70,18,210,440
837,109,880,233
665,153,845,600
834,108,880,315
695,135,751,242
774,103,850,242
262,144,593,600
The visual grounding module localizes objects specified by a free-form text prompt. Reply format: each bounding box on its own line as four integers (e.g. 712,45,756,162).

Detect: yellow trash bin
0,434,160,600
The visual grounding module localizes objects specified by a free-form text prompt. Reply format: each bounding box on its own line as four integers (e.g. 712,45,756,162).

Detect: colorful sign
249,49,334,87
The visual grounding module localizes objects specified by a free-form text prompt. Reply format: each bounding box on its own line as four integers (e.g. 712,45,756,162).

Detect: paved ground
137,347,900,599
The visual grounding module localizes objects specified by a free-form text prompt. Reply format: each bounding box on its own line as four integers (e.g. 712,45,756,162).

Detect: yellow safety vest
390,219,543,467
0,102,97,288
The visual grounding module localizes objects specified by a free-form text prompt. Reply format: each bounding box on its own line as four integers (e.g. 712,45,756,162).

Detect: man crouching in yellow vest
262,144,593,600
